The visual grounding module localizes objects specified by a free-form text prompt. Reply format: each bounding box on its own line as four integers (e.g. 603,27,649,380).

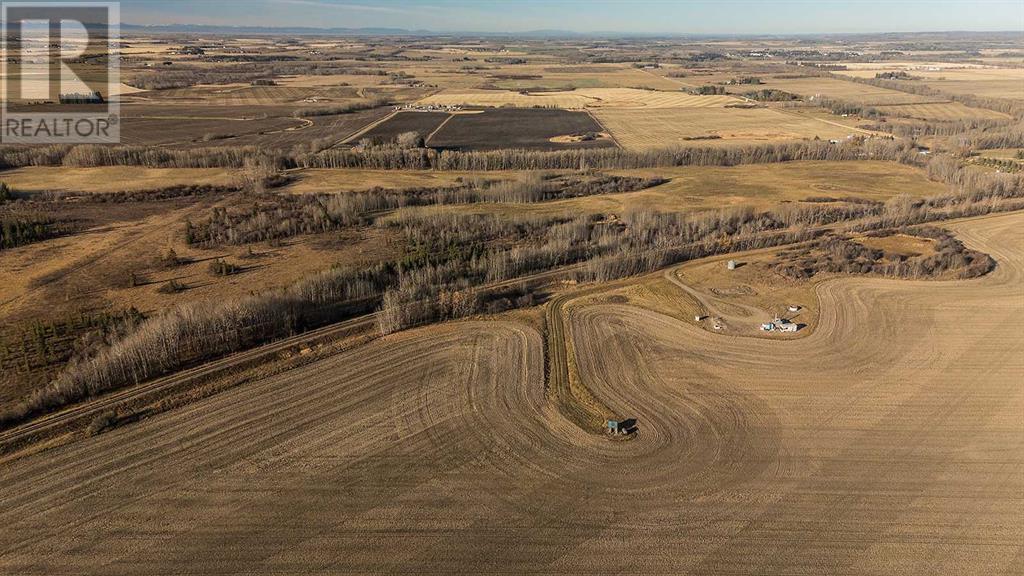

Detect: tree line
184,173,664,247
3,148,1021,428
0,138,916,172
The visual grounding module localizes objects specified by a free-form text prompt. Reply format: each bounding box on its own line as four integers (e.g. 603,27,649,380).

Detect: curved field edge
0,211,1019,573
547,213,1013,436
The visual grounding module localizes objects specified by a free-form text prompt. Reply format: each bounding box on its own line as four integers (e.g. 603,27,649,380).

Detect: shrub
87,410,118,436
208,258,239,276
156,279,187,294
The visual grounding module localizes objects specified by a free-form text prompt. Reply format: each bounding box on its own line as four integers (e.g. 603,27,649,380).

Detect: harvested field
484,66,686,92
1,211,1020,574
136,84,362,106
872,101,1010,121
417,87,740,109
746,76,933,105
112,105,390,150
350,111,450,144
427,108,615,151
835,66,1024,100
119,116,302,146
593,107,859,150
222,107,392,152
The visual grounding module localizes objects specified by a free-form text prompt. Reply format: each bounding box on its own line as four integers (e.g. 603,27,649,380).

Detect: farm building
762,317,799,332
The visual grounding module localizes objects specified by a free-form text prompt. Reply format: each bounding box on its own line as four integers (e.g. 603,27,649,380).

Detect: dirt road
1,212,1021,574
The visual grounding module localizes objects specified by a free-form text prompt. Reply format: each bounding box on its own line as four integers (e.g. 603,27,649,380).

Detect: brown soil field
427,108,616,151
0,167,239,193
351,111,451,144
592,107,863,150
118,116,303,146
0,211,1019,574
111,104,389,150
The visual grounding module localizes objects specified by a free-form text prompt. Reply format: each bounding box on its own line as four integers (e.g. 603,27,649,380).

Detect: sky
116,0,1024,34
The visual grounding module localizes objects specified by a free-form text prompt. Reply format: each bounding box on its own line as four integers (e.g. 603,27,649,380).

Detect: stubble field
592,106,863,149
1,211,1019,575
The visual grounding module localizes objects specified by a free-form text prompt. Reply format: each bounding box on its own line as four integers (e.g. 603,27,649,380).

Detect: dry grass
0,167,238,193
978,148,1024,160
390,161,944,219
855,233,937,256
281,168,522,193
0,195,398,343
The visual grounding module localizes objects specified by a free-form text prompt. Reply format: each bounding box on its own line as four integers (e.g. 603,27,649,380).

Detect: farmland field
1,212,1019,574
835,66,1024,100
427,108,615,151
350,111,451,144
408,161,946,218
107,104,392,150
741,76,934,105
872,101,1011,121
3,24,1023,576
119,116,303,146
417,87,740,109
593,106,861,149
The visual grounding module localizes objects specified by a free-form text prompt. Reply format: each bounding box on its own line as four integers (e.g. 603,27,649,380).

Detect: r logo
1,2,120,143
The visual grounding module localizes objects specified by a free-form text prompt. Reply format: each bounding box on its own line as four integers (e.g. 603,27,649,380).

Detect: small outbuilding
727,260,737,270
